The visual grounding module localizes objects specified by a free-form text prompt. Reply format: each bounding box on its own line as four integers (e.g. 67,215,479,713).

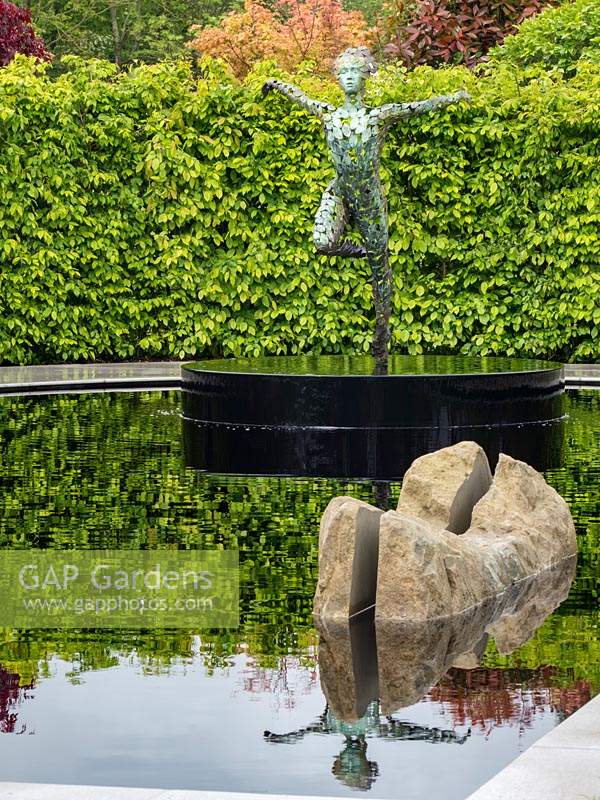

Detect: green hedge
490,0,600,74
0,55,599,364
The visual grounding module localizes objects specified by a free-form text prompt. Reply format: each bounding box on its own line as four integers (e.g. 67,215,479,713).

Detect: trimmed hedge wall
0,55,598,364
490,0,600,75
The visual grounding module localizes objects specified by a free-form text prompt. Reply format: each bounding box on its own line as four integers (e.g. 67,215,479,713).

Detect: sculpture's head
334,47,377,97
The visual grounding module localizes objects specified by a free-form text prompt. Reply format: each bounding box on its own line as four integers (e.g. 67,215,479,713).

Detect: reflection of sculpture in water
264,47,469,361
266,557,576,792
333,737,378,792
264,700,467,791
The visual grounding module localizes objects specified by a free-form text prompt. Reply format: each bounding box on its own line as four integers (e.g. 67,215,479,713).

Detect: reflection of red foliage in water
0,666,34,734
549,681,592,718
429,667,591,735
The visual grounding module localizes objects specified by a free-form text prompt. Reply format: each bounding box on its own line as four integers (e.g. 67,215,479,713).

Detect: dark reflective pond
0,389,597,799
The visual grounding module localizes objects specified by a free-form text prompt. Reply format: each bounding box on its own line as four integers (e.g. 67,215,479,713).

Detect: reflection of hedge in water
481,612,600,694
0,626,319,691
545,390,600,612
0,390,597,692
0,389,366,680
0,390,384,631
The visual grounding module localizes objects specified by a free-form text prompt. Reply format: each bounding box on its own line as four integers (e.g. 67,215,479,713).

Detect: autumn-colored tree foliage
0,1,50,66
381,0,549,68
188,0,369,77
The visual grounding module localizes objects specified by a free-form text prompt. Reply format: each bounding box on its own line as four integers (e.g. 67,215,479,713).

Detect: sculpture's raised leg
313,182,367,258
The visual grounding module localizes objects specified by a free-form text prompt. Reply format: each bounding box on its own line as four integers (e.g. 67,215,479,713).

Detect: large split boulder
313,443,577,625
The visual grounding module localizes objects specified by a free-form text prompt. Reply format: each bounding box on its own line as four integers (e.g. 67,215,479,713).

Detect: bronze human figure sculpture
263,47,470,362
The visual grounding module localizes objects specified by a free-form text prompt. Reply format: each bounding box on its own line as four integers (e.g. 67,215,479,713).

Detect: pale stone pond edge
0,691,599,798
0,361,596,395
464,690,600,800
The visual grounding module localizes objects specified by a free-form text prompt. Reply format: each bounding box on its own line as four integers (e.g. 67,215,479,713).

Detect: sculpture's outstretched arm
263,79,335,120
374,89,470,125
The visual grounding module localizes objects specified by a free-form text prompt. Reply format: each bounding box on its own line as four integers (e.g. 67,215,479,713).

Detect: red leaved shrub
382,0,549,67
0,1,50,66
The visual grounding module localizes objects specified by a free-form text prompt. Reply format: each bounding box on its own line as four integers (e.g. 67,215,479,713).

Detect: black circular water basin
181,355,565,478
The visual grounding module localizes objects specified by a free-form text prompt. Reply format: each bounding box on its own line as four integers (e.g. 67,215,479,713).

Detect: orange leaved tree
188,0,370,77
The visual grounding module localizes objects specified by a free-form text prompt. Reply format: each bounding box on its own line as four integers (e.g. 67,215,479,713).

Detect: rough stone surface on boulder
398,440,492,534
375,511,453,622
313,497,382,620
376,453,577,622
466,452,577,567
